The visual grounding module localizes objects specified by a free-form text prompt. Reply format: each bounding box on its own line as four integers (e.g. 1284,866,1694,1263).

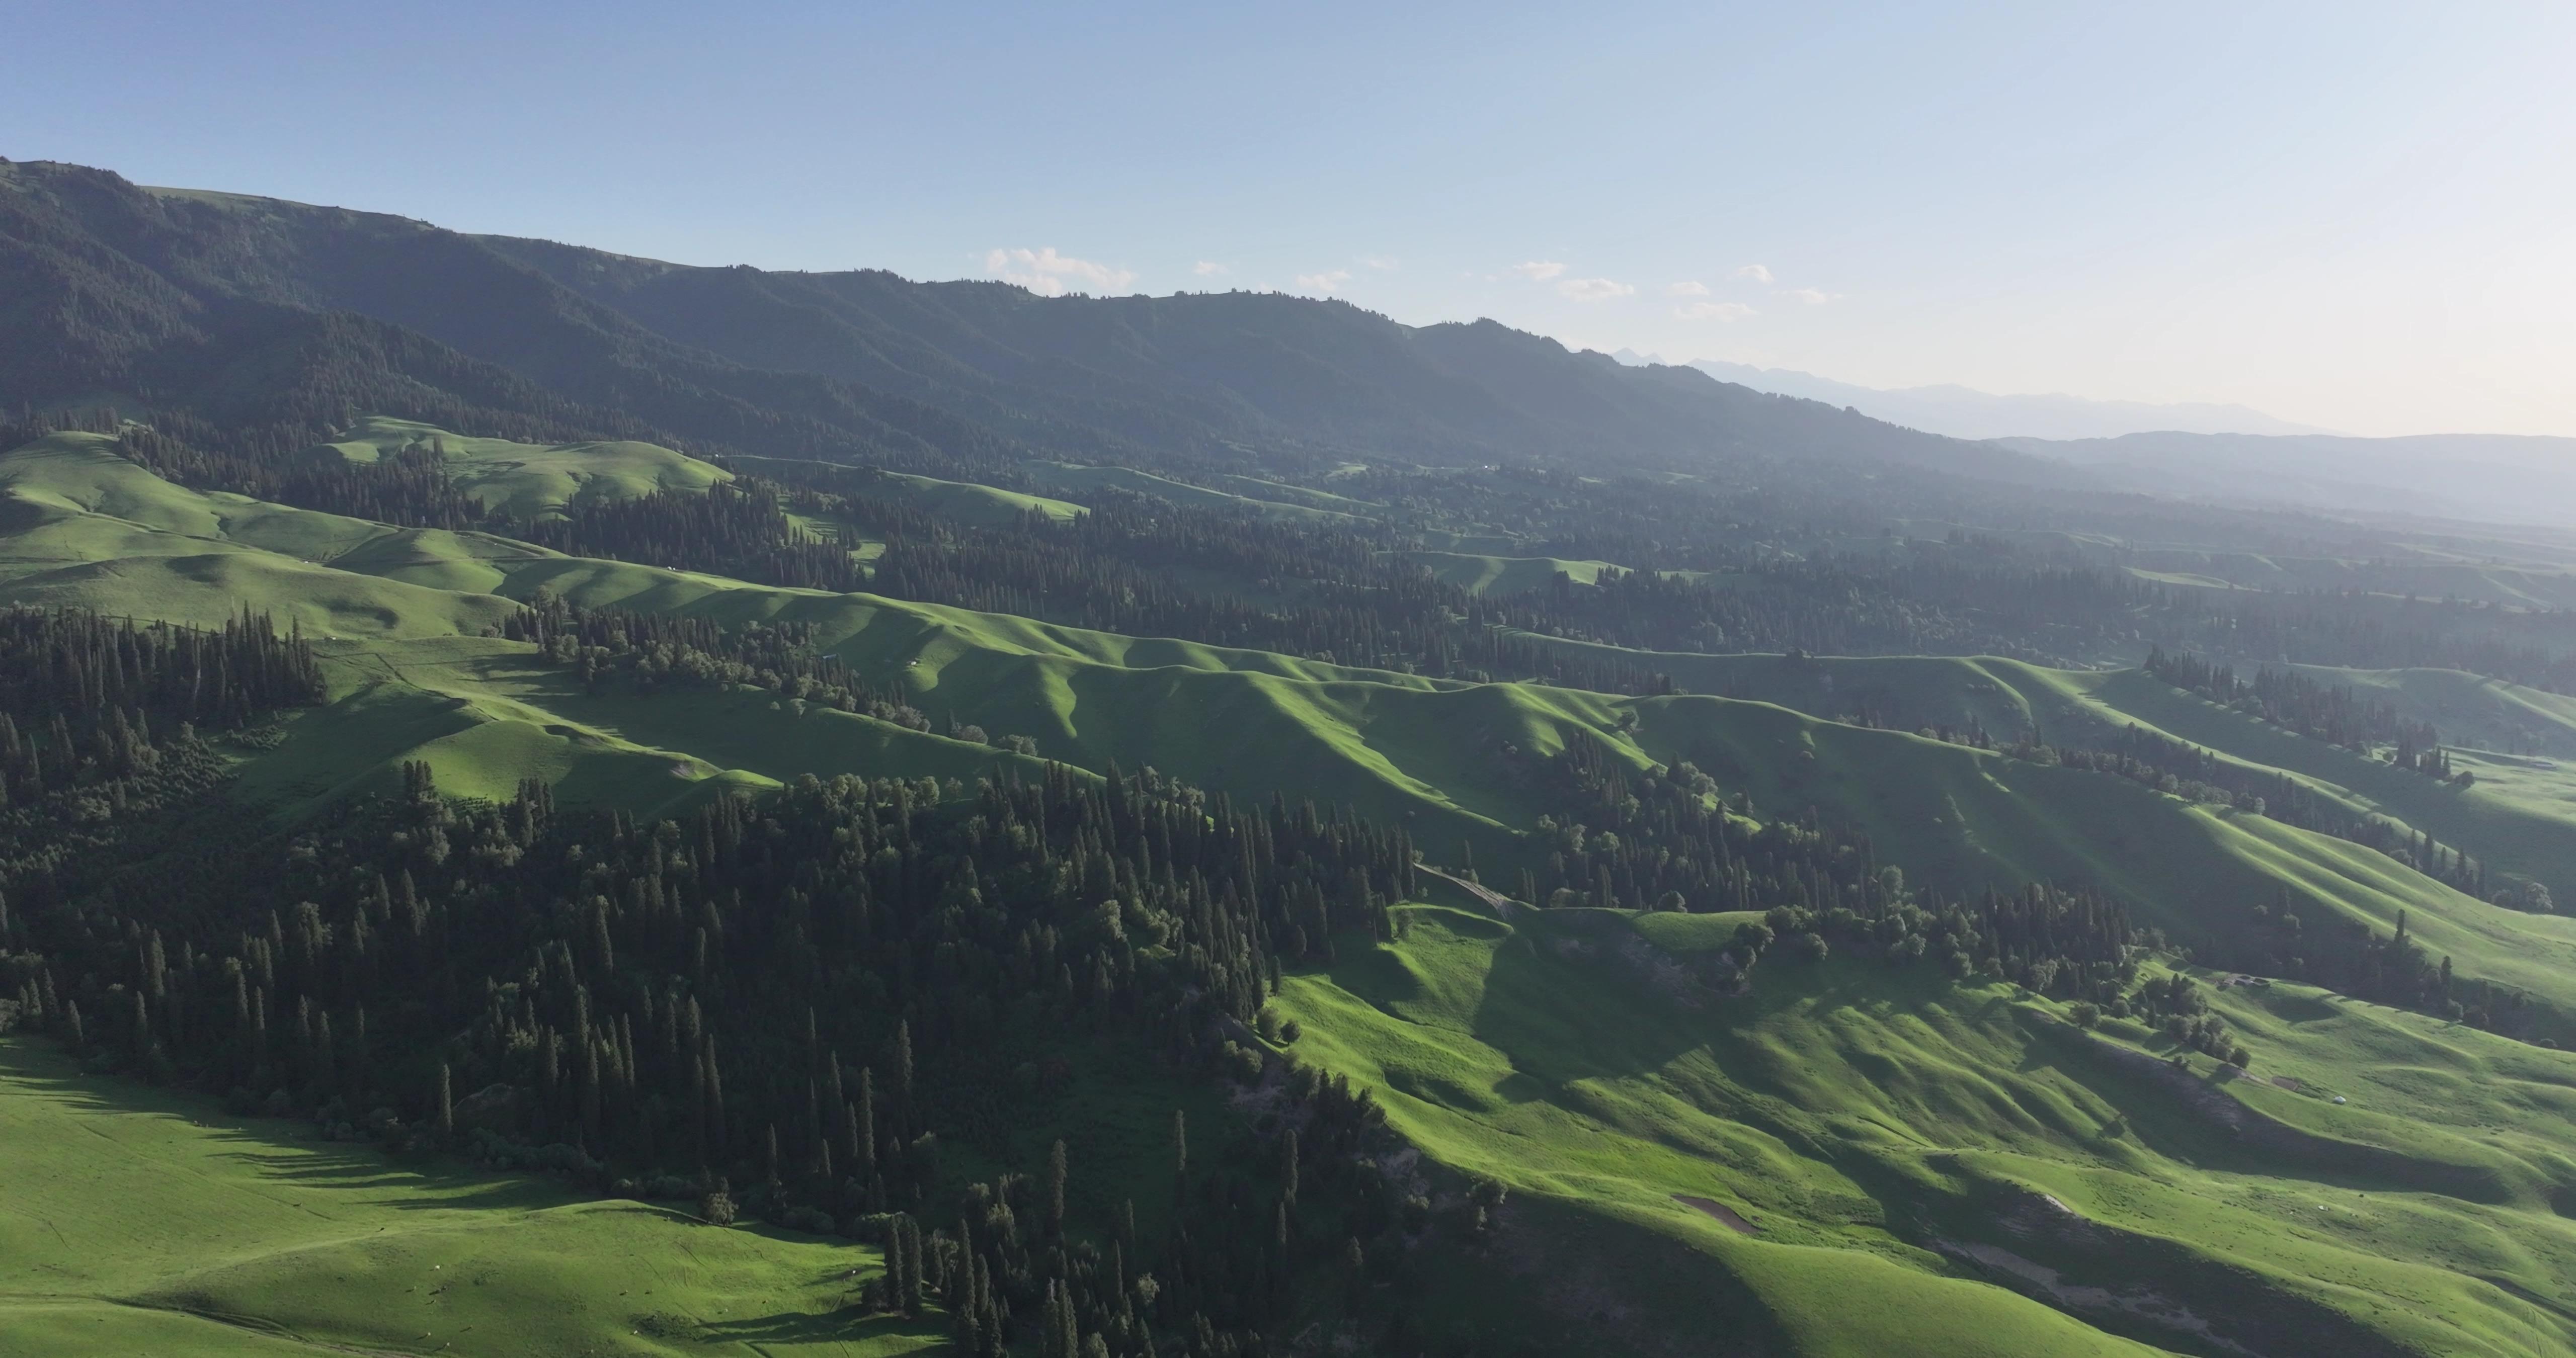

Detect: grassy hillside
2120,551,2576,612
2284,662,2576,757
732,455,1087,528
0,1040,935,1358
1022,462,1373,524
19,156,2576,1358
250,634,2576,1040
0,432,531,637
1404,550,1620,593
1274,906,2576,1357
2067,669,2576,905
245,635,1056,819
1500,633,2576,901
18,430,2576,1358
1203,471,1384,515
1502,630,2576,756
1401,552,1744,596
317,414,733,520
12,432,2572,1036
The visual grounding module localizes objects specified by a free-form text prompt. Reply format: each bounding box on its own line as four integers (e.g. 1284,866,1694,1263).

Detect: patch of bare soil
1418,866,1520,919
1934,1240,2259,1357
1673,1195,1759,1235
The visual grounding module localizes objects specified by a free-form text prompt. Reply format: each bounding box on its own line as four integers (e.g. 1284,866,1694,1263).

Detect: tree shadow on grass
698,1303,946,1347
0,1038,581,1216
214,1151,570,1212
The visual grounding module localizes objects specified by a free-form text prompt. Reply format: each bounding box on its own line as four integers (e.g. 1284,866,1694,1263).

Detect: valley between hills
9,159,2576,1358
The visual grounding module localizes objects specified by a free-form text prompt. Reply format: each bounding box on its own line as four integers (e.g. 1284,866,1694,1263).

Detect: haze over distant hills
1999,430,2576,528
0,159,2059,494
23,151,2576,1358
1606,351,2576,527
1612,350,2328,441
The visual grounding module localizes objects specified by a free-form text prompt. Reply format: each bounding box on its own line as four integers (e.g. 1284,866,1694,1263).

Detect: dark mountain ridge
481,230,2067,483
1,162,1020,475
2,157,2066,489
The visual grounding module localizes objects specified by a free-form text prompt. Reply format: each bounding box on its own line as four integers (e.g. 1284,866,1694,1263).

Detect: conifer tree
1046,1139,1068,1241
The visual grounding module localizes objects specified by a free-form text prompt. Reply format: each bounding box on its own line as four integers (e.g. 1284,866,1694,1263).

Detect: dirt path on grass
1672,1195,1758,1234
1419,866,1522,920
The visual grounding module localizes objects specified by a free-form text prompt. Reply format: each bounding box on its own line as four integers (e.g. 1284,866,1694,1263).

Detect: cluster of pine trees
703,467,1695,693
744,451,2576,700
1899,717,2516,920
2220,898,2532,1034
523,483,867,592
2024,727,2308,817
495,597,933,731
0,658,1462,1355
2207,592,2576,698
0,607,326,886
1473,730,2142,1000
284,438,496,529
748,457,2147,683
2010,728,2492,898
0,605,323,729
12,602,2573,1353
12,305,673,489
2117,973,2249,1067
1742,883,2139,1004
37,405,2576,706
2145,647,2443,757
918,1063,1401,1357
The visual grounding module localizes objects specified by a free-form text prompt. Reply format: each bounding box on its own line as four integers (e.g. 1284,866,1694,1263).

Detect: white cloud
1668,280,1710,297
1295,269,1353,293
1557,277,1636,302
1676,300,1758,322
1507,260,1568,281
986,247,1137,296
1361,254,1399,271
1192,260,1231,277
1780,287,1838,305
1731,264,1775,284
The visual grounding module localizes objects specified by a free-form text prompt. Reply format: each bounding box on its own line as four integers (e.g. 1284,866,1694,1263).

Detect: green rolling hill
9,428,2569,1032
1277,905,2576,1357
0,1041,939,1358
11,147,2576,1358
9,432,2555,1007
316,414,736,519
12,416,2576,1357
1495,634,2576,910
1405,550,1622,594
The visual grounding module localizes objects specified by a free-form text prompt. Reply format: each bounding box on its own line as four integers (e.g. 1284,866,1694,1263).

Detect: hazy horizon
11,0,2570,438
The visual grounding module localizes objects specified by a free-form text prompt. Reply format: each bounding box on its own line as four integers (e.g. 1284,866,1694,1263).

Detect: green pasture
0,1040,934,1358
1273,907,2576,1356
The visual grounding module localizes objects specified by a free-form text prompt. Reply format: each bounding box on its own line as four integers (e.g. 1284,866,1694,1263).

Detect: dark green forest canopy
0,602,2212,1358
11,156,2576,1357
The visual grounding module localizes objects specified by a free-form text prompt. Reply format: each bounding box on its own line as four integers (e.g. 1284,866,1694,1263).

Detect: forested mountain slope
1,158,2058,488
484,231,2058,482
14,153,2576,1358
14,421,2576,1356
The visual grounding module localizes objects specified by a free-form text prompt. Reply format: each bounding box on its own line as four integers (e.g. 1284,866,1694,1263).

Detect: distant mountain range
1611,351,2326,441
1997,430,2576,528
0,158,2060,493
13,157,2566,531
1607,352,2576,527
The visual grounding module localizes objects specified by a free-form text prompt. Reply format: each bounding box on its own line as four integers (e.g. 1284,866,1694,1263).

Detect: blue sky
11,1,2572,435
